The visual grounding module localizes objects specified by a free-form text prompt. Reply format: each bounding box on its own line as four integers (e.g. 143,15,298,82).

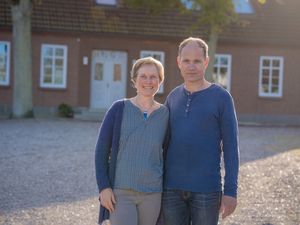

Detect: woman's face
134,64,161,97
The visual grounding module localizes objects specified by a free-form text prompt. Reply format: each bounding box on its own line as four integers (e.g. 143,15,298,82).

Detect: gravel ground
0,118,299,225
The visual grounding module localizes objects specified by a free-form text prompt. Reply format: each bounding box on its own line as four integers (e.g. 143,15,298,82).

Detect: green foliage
195,0,237,33
24,110,34,118
58,103,74,118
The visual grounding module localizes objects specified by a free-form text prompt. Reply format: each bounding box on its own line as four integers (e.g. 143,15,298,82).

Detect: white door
90,50,127,109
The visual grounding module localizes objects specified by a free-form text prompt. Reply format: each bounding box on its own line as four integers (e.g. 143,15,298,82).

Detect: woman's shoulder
109,99,126,110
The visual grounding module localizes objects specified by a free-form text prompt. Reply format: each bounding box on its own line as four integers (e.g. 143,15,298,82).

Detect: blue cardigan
95,100,125,223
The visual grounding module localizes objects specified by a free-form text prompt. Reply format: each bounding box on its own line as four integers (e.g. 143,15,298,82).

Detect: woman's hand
99,188,116,213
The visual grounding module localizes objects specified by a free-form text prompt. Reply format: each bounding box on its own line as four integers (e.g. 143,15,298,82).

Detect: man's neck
184,80,211,93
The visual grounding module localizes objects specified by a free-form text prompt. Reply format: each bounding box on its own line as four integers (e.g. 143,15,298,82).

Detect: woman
95,57,169,225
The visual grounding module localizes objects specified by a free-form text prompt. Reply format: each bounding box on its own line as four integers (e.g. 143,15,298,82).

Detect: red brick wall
32,33,80,108
217,42,300,117
1,31,299,118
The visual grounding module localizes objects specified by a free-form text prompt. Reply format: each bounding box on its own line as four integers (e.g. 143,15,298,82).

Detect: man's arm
220,91,240,217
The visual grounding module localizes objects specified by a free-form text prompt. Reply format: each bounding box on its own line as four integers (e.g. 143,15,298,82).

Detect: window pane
44,47,53,57
0,65,5,81
262,84,269,93
219,68,228,88
263,59,270,67
0,43,8,84
54,69,63,84
262,77,269,85
0,48,7,66
113,64,121,81
44,68,52,83
272,77,279,86
214,57,218,66
55,48,64,57
96,0,116,5
272,69,279,78
142,53,151,58
220,67,227,75
44,58,52,67
262,69,269,76
0,71,5,81
220,57,228,66
152,54,161,61
233,0,254,14
271,86,279,93
55,58,63,67
272,60,280,67
95,63,103,80
44,76,52,83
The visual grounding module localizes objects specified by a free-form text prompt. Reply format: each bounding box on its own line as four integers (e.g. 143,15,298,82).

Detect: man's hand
99,188,116,213
219,195,237,219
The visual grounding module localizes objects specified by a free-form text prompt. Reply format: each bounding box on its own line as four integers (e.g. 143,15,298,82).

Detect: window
40,44,68,89
140,51,165,94
95,0,116,5
259,56,284,98
181,0,254,14
213,54,232,91
0,41,10,86
233,0,254,14
180,0,201,10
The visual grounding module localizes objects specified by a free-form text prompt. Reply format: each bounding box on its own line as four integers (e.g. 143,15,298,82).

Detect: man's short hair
178,37,208,58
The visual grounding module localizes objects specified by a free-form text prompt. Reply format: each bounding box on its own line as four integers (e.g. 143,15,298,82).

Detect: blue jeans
162,189,221,225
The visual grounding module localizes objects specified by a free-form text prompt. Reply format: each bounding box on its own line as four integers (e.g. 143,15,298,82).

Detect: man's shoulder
211,84,232,98
168,84,184,96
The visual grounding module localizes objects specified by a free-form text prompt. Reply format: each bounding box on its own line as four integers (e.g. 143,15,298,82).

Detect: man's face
177,42,209,84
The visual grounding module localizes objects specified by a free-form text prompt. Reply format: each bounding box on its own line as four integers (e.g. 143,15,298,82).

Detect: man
162,37,239,225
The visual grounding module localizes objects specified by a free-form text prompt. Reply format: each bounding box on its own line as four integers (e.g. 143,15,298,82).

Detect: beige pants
110,189,162,225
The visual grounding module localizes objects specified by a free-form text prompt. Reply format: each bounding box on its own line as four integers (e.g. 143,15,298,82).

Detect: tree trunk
205,29,218,83
11,0,33,117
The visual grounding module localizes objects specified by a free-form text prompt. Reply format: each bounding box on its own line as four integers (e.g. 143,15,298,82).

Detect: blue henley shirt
164,84,239,197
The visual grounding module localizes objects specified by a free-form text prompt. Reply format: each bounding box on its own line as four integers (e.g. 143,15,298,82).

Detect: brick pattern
1,0,300,45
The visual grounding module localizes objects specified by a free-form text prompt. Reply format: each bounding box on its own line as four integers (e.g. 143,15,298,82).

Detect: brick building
1,0,300,124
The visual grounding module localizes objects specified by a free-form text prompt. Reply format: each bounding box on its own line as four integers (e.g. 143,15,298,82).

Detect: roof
1,0,300,46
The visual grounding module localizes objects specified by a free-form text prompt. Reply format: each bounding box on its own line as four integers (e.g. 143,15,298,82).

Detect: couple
95,37,239,225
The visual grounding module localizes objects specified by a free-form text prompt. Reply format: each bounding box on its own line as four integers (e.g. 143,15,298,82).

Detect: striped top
114,100,169,192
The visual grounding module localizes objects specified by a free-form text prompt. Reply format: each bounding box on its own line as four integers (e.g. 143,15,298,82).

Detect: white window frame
259,56,284,98
95,0,116,5
0,41,11,86
213,54,232,92
140,50,165,94
40,44,68,89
